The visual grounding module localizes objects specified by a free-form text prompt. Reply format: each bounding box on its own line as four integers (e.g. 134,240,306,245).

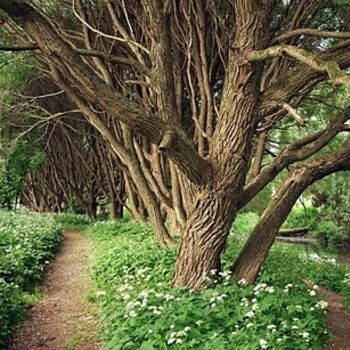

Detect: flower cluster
253,283,275,296
210,292,228,307
167,326,191,345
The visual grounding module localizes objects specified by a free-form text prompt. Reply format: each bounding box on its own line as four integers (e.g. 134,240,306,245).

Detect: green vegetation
85,218,350,350
54,213,95,231
0,210,62,345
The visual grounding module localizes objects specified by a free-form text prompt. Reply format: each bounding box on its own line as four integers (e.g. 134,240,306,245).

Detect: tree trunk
232,167,311,284
232,143,350,283
171,0,272,289
171,192,235,289
111,194,124,219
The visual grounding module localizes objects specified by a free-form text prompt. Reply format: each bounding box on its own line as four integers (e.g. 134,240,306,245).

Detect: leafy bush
54,212,94,230
313,221,339,244
284,206,319,230
87,220,350,350
0,210,62,345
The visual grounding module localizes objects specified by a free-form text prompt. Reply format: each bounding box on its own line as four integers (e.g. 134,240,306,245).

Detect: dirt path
7,231,101,350
320,287,350,350
304,280,350,350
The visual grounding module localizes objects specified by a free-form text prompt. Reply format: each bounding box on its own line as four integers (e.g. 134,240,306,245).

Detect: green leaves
140,342,156,350
0,140,46,209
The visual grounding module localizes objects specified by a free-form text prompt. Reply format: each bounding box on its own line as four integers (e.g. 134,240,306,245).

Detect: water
277,241,350,265
336,249,350,265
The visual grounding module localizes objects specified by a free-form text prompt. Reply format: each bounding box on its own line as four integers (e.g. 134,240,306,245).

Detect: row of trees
0,0,350,289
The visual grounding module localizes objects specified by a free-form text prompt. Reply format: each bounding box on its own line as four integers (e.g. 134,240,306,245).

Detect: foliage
283,206,319,231
53,212,95,230
310,173,350,244
85,220,350,350
242,185,273,215
313,221,339,244
0,140,45,209
0,210,62,345
230,212,260,238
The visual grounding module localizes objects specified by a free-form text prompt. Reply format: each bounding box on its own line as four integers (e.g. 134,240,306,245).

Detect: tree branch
272,29,350,44
0,0,211,185
247,45,350,90
72,0,150,54
73,48,150,74
282,103,306,126
239,107,350,208
0,44,38,51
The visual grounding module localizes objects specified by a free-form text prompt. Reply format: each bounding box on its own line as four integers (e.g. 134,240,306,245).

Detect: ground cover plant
54,213,95,231
86,218,350,350
0,210,62,346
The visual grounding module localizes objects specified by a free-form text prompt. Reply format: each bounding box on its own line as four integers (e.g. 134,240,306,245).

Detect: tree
0,0,350,289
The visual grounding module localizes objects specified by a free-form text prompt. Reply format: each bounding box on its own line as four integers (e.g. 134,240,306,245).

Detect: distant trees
0,0,350,289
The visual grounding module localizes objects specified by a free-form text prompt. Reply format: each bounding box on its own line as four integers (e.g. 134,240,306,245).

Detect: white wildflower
167,338,176,345
245,311,255,318
238,279,247,286
265,286,275,294
129,310,137,317
316,300,328,309
259,339,268,349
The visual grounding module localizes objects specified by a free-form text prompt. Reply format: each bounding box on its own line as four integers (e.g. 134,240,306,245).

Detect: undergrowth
85,218,350,350
54,212,94,230
0,210,62,347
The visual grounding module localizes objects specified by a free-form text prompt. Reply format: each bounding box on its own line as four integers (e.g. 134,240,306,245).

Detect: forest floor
7,231,101,350
4,230,350,350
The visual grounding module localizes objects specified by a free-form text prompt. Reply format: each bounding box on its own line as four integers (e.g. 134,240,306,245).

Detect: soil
305,280,350,350
321,286,350,350
7,231,101,350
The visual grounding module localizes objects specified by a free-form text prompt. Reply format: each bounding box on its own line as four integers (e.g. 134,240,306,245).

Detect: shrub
313,221,339,244
284,206,319,230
